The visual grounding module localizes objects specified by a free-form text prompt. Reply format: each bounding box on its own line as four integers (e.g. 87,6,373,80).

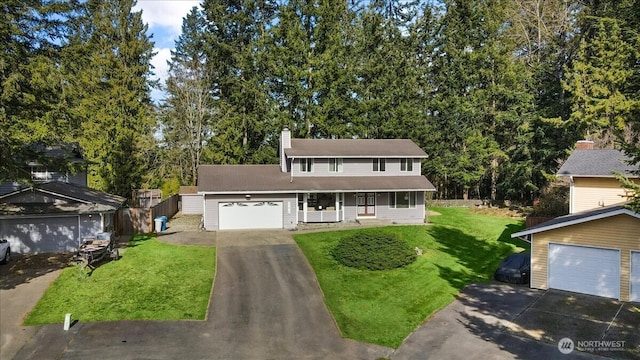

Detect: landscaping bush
331,232,416,270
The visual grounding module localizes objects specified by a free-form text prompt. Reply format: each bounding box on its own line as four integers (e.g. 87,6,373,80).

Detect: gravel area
165,212,202,232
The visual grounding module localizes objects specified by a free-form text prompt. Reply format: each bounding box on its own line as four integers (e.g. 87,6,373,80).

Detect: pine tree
162,7,213,185
66,0,155,197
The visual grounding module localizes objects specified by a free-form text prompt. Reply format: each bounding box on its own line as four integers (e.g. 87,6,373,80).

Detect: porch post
335,193,340,221
303,193,308,223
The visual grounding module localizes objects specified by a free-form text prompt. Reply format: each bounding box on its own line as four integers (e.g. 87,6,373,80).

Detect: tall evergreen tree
65,0,155,197
162,7,213,186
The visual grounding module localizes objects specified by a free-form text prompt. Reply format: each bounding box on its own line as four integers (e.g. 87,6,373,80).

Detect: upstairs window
329,158,343,172
300,158,314,172
373,158,386,172
400,158,413,172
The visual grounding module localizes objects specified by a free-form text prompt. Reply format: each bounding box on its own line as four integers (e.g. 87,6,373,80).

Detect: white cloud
152,47,172,81
133,1,202,103
134,0,201,35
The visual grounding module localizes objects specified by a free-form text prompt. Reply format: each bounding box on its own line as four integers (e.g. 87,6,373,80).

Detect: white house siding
291,158,421,177
181,194,203,215
204,193,297,231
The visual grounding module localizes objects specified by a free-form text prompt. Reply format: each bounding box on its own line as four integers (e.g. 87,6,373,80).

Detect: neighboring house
557,140,638,214
198,128,436,231
180,186,203,215
513,141,640,302
0,182,126,254
0,143,87,195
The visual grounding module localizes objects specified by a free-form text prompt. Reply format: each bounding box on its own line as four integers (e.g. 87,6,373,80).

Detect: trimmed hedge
331,232,416,270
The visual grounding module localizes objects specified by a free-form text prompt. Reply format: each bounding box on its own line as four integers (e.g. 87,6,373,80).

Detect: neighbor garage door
548,243,620,299
631,251,640,302
218,201,283,230
0,216,78,253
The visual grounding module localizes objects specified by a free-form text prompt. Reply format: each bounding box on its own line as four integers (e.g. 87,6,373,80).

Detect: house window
400,158,413,172
300,158,314,172
329,158,343,172
389,191,416,208
298,194,304,211
373,158,386,172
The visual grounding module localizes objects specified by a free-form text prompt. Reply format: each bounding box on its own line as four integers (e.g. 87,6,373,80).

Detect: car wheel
0,249,9,264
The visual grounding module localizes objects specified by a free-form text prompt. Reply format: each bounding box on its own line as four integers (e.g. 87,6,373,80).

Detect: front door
356,193,376,217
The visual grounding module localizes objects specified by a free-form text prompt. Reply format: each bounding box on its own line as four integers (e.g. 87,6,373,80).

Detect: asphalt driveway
5,229,639,359
11,230,391,359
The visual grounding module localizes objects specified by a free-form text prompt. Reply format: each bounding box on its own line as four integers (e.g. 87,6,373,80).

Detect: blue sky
133,0,202,103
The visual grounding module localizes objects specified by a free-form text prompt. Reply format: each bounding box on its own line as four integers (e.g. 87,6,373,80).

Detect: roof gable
511,204,639,238
0,182,126,216
557,150,637,177
285,139,428,158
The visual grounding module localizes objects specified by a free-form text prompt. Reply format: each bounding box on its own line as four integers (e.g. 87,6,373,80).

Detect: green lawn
24,234,216,325
293,207,527,348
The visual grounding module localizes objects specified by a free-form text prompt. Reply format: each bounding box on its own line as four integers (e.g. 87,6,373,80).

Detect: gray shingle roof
285,139,428,158
198,165,435,193
0,182,126,216
557,150,638,177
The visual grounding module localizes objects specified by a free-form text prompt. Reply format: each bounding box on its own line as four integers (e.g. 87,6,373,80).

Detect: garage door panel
631,251,640,302
548,244,620,299
219,201,283,230
0,217,78,254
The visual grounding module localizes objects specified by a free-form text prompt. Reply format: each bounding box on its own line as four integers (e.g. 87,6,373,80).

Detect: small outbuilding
180,186,203,215
0,182,126,253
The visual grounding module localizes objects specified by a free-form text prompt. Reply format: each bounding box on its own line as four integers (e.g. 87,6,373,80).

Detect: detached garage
512,205,640,302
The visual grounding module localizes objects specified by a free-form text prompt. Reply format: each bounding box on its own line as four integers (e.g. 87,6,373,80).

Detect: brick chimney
576,140,594,150
280,127,291,172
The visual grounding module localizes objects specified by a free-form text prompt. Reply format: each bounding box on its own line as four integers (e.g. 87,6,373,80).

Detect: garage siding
531,214,640,301
204,194,296,231
181,194,203,215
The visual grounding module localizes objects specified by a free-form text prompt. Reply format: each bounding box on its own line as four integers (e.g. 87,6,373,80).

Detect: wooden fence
116,194,180,235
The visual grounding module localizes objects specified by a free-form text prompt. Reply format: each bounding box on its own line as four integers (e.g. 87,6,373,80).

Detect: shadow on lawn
498,222,529,251
428,226,515,291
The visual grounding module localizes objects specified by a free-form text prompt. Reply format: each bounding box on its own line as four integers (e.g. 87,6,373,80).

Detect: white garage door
631,251,640,302
548,243,620,299
218,201,283,230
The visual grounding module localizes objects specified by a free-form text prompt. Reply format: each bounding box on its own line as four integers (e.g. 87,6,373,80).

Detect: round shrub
331,232,416,270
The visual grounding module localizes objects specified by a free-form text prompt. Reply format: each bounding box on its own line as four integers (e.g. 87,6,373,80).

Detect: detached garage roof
198,165,436,193
558,150,637,177
0,182,126,216
512,204,639,238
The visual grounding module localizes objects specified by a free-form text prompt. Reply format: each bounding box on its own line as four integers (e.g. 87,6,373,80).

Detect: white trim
511,208,640,238
569,176,575,214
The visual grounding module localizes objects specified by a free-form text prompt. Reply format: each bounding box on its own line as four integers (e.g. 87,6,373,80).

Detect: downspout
77,215,81,247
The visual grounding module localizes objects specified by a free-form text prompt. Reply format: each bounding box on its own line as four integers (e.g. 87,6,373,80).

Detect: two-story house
512,140,640,302
197,128,436,231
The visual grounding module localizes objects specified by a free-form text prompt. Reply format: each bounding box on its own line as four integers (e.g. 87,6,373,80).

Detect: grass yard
293,207,527,348
24,234,215,325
